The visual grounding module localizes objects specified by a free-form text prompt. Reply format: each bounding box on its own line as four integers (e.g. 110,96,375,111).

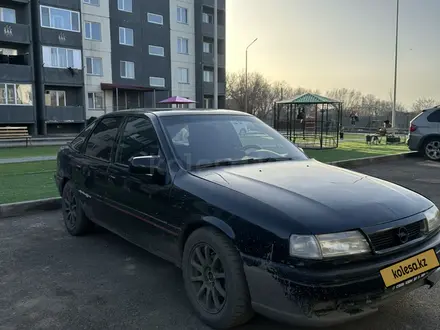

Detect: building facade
0,0,226,135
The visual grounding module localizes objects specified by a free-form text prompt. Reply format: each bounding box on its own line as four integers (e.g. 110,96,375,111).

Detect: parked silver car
408,107,440,160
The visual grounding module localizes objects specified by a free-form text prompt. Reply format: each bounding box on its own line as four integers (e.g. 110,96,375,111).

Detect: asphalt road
1,158,440,330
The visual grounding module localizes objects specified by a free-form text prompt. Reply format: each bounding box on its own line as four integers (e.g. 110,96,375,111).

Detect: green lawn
307,140,409,163
0,161,58,204
0,140,410,204
0,146,62,159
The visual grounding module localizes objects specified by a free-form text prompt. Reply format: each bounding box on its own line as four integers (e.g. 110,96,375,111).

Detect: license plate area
380,249,439,288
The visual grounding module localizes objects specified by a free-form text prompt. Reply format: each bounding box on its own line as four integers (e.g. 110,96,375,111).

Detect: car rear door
105,116,179,261
79,116,124,221
427,109,440,134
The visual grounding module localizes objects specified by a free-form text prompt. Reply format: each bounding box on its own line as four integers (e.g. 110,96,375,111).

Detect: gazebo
274,93,343,149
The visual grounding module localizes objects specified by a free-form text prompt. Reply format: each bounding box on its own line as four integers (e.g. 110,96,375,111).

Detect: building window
0,7,16,23
40,6,80,32
149,77,165,87
0,83,33,106
177,7,188,24
202,13,213,24
203,42,213,53
147,13,163,25
42,46,82,69
177,68,189,84
204,97,213,108
85,21,101,41
148,45,164,57
177,37,189,54
203,70,213,82
88,92,103,109
86,57,103,76
45,90,66,107
118,0,132,13
120,61,135,79
0,48,17,56
83,0,100,6
119,27,134,46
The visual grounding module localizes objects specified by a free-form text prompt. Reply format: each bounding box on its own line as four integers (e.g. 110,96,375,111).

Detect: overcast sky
226,0,440,106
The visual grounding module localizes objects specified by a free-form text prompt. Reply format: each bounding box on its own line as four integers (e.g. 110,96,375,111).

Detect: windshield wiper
192,157,293,169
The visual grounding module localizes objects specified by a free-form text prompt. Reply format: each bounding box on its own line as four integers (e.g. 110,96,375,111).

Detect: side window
116,116,160,165
85,117,124,161
427,110,440,123
70,120,97,152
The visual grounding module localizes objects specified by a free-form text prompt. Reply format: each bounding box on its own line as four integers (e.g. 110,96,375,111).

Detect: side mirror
129,155,162,175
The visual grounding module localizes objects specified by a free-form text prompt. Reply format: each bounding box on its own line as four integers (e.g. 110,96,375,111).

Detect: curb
328,151,418,169
0,152,420,219
0,197,61,219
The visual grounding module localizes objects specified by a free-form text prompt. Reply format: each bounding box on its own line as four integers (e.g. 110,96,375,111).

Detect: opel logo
397,227,409,244
3,25,12,37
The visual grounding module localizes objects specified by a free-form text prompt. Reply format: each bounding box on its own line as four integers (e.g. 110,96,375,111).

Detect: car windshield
159,114,308,169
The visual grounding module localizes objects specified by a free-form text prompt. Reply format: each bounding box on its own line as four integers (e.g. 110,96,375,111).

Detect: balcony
201,0,225,10
40,28,82,48
203,82,225,95
43,68,84,86
0,63,33,82
0,22,30,44
201,23,225,39
45,106,85,123
0,105,35,124
202,52,225,67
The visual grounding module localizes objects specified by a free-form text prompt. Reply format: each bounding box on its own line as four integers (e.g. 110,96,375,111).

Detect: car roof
101,108,252,118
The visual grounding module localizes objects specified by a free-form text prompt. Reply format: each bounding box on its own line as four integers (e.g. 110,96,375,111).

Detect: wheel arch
420,134,440,149
178,216,236,259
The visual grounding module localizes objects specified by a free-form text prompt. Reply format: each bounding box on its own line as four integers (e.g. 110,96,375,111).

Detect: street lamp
392,0,400,128
245,38,258,114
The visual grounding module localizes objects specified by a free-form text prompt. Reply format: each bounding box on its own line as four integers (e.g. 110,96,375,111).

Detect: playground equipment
274,93,342,149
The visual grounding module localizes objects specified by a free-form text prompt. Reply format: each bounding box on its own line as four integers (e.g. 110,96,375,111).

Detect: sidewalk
0,156,57,164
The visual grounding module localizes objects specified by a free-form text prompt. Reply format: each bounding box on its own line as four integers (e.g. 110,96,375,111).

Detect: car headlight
424,206,440,232
289,231,371,259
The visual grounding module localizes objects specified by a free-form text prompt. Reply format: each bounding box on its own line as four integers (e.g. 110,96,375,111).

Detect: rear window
427,109,440,123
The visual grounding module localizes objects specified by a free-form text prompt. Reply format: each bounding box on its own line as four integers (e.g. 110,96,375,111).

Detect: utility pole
213,0,218,109
392,0,399,128
244,38,258,114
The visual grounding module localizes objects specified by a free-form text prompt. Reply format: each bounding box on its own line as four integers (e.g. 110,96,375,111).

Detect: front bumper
242,233,440,327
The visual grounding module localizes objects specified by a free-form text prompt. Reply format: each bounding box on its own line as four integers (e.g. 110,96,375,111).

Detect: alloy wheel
64,188,77,230
189,243,227,314
425,140,440,160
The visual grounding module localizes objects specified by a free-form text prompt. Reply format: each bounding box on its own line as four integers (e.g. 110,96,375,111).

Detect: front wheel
423,138,440,161
182,227,254,329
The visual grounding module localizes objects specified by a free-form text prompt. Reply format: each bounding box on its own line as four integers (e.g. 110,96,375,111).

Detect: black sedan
55,109,440,329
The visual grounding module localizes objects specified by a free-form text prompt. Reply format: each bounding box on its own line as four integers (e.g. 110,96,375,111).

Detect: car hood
190,160,433,234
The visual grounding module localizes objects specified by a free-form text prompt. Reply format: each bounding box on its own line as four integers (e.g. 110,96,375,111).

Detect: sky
226,0,440,107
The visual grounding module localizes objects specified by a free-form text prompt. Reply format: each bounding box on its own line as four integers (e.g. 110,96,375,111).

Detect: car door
105,116,179,262
78,116,124,222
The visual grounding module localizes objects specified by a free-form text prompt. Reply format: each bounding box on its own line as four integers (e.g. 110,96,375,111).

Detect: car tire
422,138,440,161
62,181,93,236
182,227,254,329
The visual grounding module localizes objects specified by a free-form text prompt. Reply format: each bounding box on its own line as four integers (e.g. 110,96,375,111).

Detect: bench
0,126,32,146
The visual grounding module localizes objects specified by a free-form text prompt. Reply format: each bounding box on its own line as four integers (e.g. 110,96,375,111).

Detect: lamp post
213,0,218,109
392,0,400,128
245,38,258,114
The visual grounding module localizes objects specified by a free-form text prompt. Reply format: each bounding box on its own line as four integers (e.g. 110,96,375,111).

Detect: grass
306,140,409,163
0,161,58,204
0,146,61,159
0,140,410,204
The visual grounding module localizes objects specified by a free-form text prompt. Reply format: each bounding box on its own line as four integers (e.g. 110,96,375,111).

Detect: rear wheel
423,138,440,161
62,181,93,236
182,227,254,329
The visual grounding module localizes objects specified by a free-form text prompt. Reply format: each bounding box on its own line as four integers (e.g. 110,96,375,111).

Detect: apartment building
0,0,226,135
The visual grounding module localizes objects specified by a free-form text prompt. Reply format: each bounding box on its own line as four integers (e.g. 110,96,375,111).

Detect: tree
412,97,438,113
326,88,362,113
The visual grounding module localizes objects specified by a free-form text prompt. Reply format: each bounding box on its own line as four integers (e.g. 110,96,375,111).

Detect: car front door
79,116,124,222
105,116,179,262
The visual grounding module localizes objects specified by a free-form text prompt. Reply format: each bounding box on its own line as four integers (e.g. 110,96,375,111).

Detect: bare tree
412,97,438,113
326,88,362,113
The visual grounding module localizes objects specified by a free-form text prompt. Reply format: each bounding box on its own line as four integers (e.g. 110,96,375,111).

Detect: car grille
368,220,424,251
